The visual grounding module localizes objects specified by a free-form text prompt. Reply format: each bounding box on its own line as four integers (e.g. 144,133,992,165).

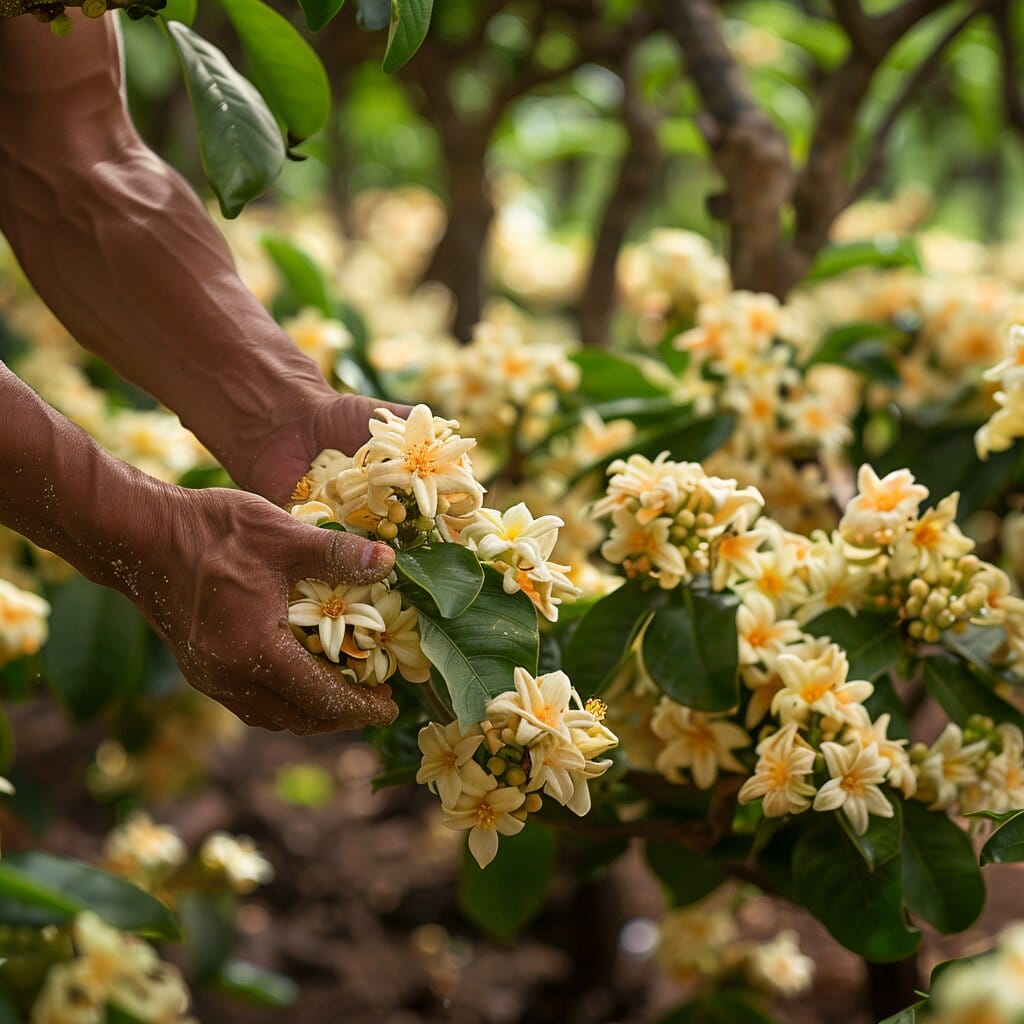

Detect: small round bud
50,12,73,35
500,728,517,746
487,757,506,777
305,633,324,655
907,621,924,639
375,520,399,541
82,0,107,16
524,793,543,813
510,807,529,822
922,623,941,644
414,515,434,533
387,502,407,524
504,766,527,787
908,579,929,599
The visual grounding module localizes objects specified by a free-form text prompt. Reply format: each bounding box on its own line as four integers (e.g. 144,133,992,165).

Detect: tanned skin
0,12,404,732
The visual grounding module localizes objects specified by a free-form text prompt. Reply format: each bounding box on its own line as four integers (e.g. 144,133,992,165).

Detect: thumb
287,523,395,585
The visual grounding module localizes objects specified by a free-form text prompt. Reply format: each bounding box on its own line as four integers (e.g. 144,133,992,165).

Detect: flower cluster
417,668,618,867
977,323,1024,459
30,912,193,1024
0,575,49,667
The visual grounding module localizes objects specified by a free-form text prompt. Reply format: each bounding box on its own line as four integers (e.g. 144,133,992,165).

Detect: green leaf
414,568,539,727
645,841,724,907
792,816,920,962
981,808,1024,865
42,576,148,720
920,652,1024,731
262,235,331,314
355,0,389,29
877,1006,925,1024
216,0,331,142
966,807,1024,826
177,465,235,489
215,961,298,1007
383,0,435,72
561,578,667,699
179,892,236,984
394,544,484,619
641,582,739,712
159,0,197,23
836,799,903,871
570,350,671,403
805,321,906,369
165,20,285,218
804,237,922,282
0,852,180,940
656,990,781,1024
901,798,984,933
298,0,345,31
459,825,554,941
802,609,902,682
635,413,736,465
0,991,17,1024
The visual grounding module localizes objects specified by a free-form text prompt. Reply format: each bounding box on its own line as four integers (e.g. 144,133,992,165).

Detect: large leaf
645,841,724,907
179,892,237,984
298,0,345,30
217,0,331,142
804,321,907,369
165,21,285,218
42,577,147,720
803,237,921,282
641,582,740,712
214,961,298,1007
383,0,435,72
980,808,1024,864
920,652,1024,731
836,799,903,871
394,544,484,619
262,235,331,315
160,0,197,23
561,578,667,698
570,350,671,403
0,852,179,940
413,569,539,726
792,816,920,962
459,824,554,941
901,798,984,933
802,608,902,682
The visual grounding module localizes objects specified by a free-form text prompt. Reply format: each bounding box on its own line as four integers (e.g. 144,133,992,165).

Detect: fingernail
362,542,395,570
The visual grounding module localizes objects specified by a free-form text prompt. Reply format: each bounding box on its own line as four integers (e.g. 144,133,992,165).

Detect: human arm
0,362,399,732
0,12,395,504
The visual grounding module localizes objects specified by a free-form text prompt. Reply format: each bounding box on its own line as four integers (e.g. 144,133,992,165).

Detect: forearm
0,14,331,487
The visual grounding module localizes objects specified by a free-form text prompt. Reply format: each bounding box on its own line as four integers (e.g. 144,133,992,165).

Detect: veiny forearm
0,14,331,487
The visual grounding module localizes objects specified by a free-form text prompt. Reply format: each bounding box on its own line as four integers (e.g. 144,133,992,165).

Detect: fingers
218,692,350,735
287,522,395,585
315,394,411,456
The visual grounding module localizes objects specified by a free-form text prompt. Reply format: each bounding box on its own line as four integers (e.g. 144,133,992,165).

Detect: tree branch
994,0,1024,140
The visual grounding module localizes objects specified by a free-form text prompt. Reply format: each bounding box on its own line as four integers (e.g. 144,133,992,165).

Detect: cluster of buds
593,453,763,589
900,556,989,643
417,669,618,867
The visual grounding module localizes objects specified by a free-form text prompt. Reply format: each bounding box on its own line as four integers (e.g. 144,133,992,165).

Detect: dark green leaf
792,816,920,961
217,0,331,141
298,0,345,30
0,853,180,940
966,807,1024,826
262,235,331,314
0,654,38,702
0,706,13,774
921,652,1024,731
42,576,148,720
981,808,1024,865
803,609,902,682
0,990,17,1024
179,892,236,984
901,798,984,932
645,841,724,907
370,763,418,791
656,990,781,1024
642,582,739,712
215,961,298,1007
459,825,554,941
414,568,539,727
837,799,903,871
805,321,907,369
394,544,484,619
570,350,671,403
877,1006,925,1024
159,0,196,23
562,578,667,699
106,1007,147,1024
804,238,922,282
637,413,736,465
383,0,435,72
177,465,235,489
165,21,285,218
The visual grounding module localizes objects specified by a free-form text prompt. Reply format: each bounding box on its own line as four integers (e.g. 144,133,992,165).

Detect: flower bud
50,13,73,35
387,502,407,524
504,766,527,787
82,0,106,16
524,793,543,813
487,757,506,777
376,520,399,541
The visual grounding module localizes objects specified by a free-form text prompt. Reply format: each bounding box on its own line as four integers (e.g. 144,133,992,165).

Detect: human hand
135,486,399,733
239,390,412,505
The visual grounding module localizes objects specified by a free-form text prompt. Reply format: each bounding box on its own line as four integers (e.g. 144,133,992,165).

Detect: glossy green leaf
641,582,740,712
966,807,1024,827
646,841,724,907
792,816,920,962
921,652,1024,731
160,0,197,23
179,892,236,984
837,799,903,871
0,852,179,940
42,577,147,720
901,799,984,932
459,824,554,941
165,20,285,218
805,321,906,368
383,0,435,72
981,808,1024,864
562,578,667,698
802,609,902,682
804,237,922,282
571,350,671,402
0,991,17,1024
394,544,484,619
414,568,539,727
298,0,346,31
215,960,298,1007
217,0,331,141
262,235,331,314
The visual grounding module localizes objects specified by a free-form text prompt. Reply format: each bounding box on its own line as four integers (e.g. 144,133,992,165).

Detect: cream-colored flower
486,667,573,746
888,493,974,577
416,720,485,807
601,507,688,586
353,584,431,684
460,502,561,567
746,929,815,997
104,812,187,885
441,768,526,868
287,580,385,664
650,698,750,788
711,527,768,590
920,723,989,811
813,740,894,835
657,902,738,981
199,832,273,893
736,592,803,666
0,578,49,665
840,465,929,548
282,306,351,376
983,724,1024,812
740,664,784,729
772,644,872,725
738,722,816,816
844,706,916,798
288,499,337,526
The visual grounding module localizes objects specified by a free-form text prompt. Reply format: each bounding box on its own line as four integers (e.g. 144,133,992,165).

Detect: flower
736,592,803,667
441,766,526,867
199,832,273,893
650,699,750,789
746,930,815,997
840,465,929,548
289,499,337,526
0,577,49,665
486,667,574,746
104,812,187,886
353,584,431,684
738,722,816,817
415,720,484,807
813,740,894,835
601,507,688,586
920,723,988,811
287,580,385,663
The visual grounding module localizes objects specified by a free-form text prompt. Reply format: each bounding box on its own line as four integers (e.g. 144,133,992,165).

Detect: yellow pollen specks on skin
319,596,347,619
